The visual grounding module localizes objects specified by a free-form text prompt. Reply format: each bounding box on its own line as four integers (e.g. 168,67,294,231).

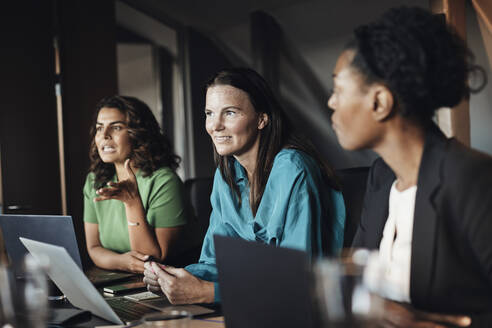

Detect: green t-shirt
83,167,187,253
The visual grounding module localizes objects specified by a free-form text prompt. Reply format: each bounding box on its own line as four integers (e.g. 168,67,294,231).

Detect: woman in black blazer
327,6,491,328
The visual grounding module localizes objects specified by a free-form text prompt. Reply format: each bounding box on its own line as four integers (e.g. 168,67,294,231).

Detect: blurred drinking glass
14,254,49,328
314,249,384,327
0,264,16,328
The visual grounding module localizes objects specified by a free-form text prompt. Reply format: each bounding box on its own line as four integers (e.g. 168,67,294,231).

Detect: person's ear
372,85,394,122
258,113,269,130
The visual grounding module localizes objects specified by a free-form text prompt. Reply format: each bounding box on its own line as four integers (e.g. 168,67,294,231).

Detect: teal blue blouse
185,149,345,302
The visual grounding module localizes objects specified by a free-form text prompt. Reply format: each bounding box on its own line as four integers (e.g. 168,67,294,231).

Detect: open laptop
20,237,214,324
214,235,318,328
20,237,154,324
0,214,133,285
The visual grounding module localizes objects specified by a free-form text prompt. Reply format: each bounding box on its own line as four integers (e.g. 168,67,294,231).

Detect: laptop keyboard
106,297,159,322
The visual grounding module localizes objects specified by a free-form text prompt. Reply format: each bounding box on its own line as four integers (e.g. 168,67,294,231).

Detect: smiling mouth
101,145,116,153
214,136,232,143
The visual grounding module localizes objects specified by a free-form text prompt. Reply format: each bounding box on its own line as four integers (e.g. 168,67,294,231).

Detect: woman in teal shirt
143,68,345,304
84,96,188,273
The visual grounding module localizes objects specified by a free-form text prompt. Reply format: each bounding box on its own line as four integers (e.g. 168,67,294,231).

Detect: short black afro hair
347,6,485,123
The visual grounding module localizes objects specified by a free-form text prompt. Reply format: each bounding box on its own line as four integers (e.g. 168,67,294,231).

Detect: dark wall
0,0,118,266
0,1,61,215
186,28,233,178
58,0,118,265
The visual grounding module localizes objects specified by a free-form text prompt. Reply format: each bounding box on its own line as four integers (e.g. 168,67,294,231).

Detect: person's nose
209,115,225,132
103,127,112,139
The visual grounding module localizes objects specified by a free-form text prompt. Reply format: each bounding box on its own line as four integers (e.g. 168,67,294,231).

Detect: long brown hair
88,95,180,189
206,68,339,215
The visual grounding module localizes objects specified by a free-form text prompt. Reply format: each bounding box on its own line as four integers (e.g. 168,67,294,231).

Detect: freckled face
94,107,132,165
205,85,266,160
327,50,380,151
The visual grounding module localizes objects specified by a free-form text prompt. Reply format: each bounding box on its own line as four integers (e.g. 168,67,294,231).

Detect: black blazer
353,125,492,327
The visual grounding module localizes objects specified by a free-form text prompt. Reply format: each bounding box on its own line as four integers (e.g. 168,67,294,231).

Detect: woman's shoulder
83,172,98,196
140,167,183,186
444,140,492,185
272,148,319,174
83,172,96,188
85,172,95,180
212,167,223,182
144,166,176,177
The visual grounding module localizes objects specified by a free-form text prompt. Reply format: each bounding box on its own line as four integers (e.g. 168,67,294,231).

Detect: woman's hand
119,250,149,274
381,300,471,328
94,159,140,205
143,261,164,295
143,262,214,304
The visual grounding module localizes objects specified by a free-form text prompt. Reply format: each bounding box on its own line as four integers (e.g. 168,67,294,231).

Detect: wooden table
189,316,225,328
95,316,225,327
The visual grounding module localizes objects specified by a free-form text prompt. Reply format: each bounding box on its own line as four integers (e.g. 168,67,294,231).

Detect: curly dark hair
88,96,180,189
346,6,486,123
206,68,339,215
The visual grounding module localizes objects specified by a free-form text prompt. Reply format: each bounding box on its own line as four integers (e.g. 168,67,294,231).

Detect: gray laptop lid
0,215,83,275
214,235,317,328
19,237,123,325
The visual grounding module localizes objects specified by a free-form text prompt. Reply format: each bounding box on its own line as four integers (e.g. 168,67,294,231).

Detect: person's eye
205,110,213,118
225,110,236,116
96,126,103,132
112,125,122,131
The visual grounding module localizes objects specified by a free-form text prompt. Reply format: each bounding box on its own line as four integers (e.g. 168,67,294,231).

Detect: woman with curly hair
328,6,491,327
83,96,187,274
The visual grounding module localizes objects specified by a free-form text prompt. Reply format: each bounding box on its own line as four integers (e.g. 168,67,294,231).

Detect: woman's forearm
88,245,126,271
124,198,162,258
